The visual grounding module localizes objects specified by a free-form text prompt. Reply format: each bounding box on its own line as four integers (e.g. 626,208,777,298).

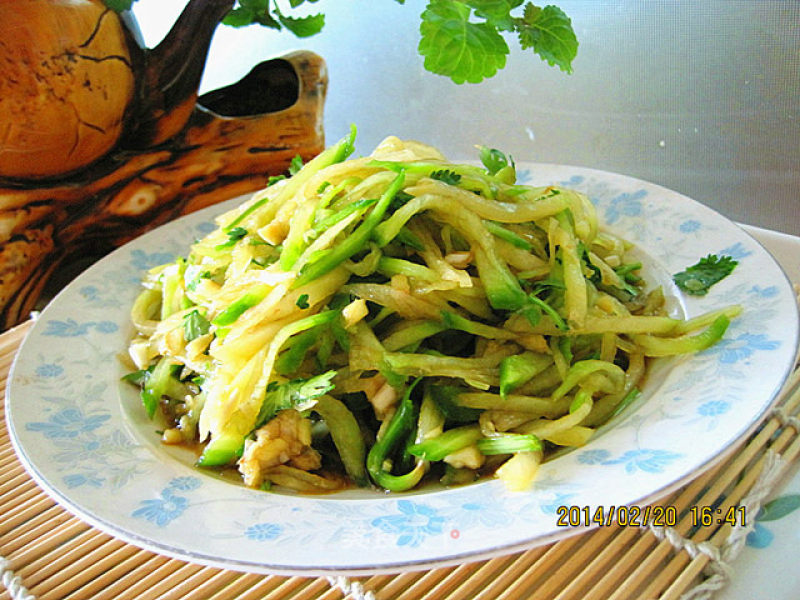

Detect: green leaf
466,0,523,31
757,494,800,522
183,310,211,342
256,370,337,428
222,7,257,27
527,294,568,330
288,154,304,175
186,270,211,292
673,254,738,296
419,0,509,84
295,293,310,309
515,3,578,73
214,226,248,250
278,12,325,38
478,145,514,174
430,169,462,185
103,0,136,11
121,368,150,387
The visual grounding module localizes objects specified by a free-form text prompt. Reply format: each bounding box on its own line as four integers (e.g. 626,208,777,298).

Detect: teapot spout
125,0,234,147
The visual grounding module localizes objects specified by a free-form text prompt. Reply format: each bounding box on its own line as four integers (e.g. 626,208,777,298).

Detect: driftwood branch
0,50,327,329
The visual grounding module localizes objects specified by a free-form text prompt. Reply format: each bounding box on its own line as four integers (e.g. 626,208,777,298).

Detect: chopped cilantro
183,309,211,341
121,368,150,387
214,227,248,250
673,254,738,296
478,146,514,175
430,169,462,185
389,190,415,212
255,370,337,428
186,270,211,292
296,293,310,309
289,154,304,175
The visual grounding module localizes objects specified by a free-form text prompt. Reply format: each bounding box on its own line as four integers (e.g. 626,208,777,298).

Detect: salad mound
125,128,740,493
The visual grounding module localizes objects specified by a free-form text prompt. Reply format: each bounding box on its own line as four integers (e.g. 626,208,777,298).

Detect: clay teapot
0,0,235,179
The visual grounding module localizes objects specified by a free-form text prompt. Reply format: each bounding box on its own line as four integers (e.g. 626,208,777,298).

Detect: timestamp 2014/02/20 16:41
555,505,747,528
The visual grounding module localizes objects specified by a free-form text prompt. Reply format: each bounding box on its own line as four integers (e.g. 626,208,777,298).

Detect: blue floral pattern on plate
5,165,799,576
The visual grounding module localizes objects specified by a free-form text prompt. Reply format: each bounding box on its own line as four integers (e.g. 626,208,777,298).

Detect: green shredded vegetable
124,129,740,494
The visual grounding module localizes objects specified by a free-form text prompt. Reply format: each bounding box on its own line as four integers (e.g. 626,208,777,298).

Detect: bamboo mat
2,319,800,600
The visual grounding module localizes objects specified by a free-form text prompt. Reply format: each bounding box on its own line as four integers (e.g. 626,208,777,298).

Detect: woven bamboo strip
395,564,470,600
128,560,223,600
18,526,109,586
425,554,522,600
0,478,41,511
202,573,273,600
100,555,185,598
59,543,149,600
388,570,442,600
0,445,28,470
0,490,43,525
35,537,129,600
555,527,640,600
484,535,580,599
496,534,592,600
372,570,430,599
0,456,23,476
258,576,327,600
280,578,337,600
404,558,498,600
413,561,490,600
525,524,621,600
318,579,362,600
188,569,276,600
2,498,60,544
0,482,43,515
155,566,232,600
0,469,30,496
224,576,295,600
340,575,391,600
0,439,17,458
61,548,156,600
0,507,75,554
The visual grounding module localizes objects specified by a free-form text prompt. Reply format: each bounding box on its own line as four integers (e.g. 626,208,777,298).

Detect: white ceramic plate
6,164,799,576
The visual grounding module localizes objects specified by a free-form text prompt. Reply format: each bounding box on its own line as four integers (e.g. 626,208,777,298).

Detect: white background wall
131,0,800,235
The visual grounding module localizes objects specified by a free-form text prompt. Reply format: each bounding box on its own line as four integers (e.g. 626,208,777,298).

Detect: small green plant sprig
106,0,578,84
